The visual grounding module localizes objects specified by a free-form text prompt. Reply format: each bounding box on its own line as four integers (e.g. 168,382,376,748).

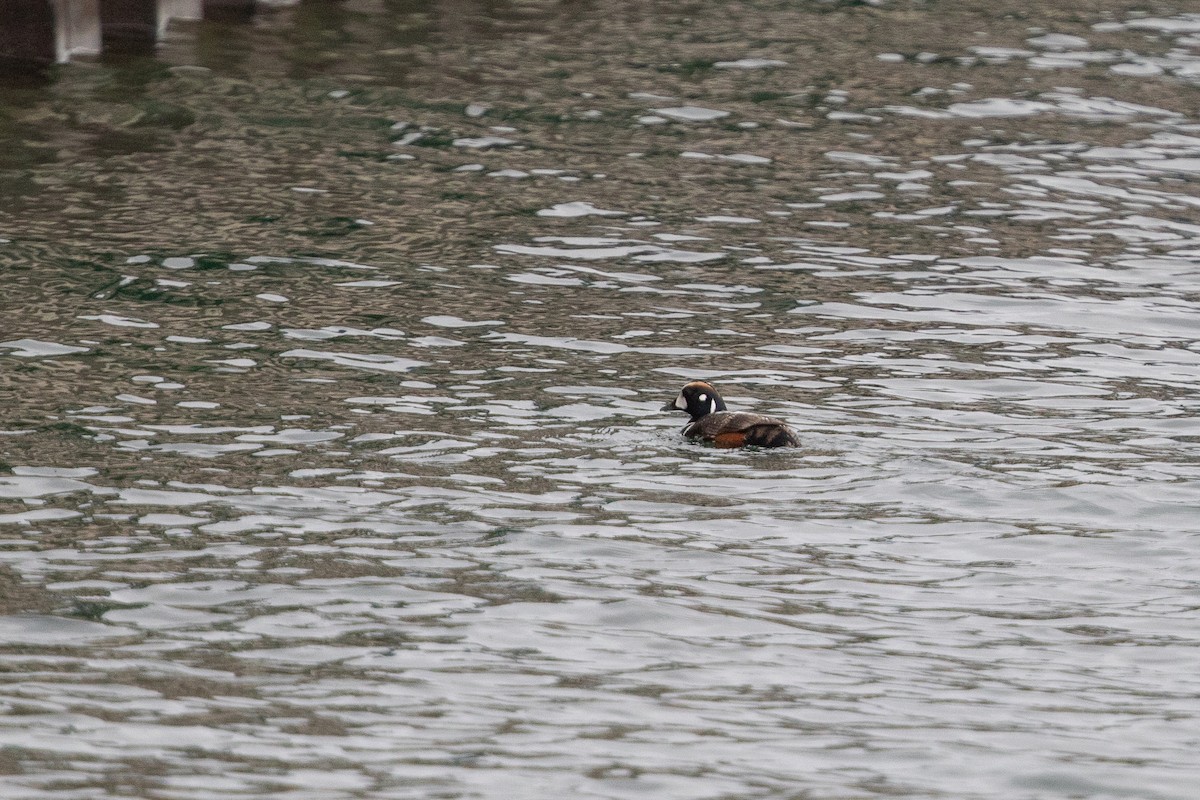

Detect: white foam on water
536,202,626,218
335,280,400,288
78,314,159,328
0,339,89,357
1111,62,1166,76
486,332,716,356
819,191,886,201
115,394,157,405
825,151,896,165
235,429,345,444
713,58,787,69
694,216,761,224
279,349,429,373
650,106,730,122
0,615,131,645
682,152,772,164
409,335,467,347
0,508,83,525
422,316,503,327
453,136,516,148
244,255,379,270
1120,15,1200,33
221,321,272,331
138,514,210,526
282,326,406,341
1027,33,1090,50
496,242,724,262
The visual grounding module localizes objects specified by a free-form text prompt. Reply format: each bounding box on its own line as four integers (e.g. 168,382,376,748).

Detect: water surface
1,2,1199,798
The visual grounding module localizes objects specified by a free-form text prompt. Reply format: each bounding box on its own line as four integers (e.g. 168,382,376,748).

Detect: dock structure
0,0,266,64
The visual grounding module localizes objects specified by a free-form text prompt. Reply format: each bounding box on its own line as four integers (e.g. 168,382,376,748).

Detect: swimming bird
663,380,800,448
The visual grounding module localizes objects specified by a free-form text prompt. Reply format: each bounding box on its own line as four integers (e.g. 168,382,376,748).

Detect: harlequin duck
663,380,800,448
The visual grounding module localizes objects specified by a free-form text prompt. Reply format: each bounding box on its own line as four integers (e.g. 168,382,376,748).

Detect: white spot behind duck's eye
698,393,707,402
674,394,687,410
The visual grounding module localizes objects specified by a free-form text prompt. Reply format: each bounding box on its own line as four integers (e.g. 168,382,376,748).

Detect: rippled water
2,2,1200,798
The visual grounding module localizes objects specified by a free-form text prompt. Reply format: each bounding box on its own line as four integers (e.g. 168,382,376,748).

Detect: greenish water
1,2,1200,798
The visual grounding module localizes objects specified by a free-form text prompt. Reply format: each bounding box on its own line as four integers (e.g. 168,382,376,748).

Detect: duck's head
662,380,727,420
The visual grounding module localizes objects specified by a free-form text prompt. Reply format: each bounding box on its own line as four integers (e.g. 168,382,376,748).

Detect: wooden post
0,0,101,64
55,0,103,62
0,0,264,65
158,0,203,37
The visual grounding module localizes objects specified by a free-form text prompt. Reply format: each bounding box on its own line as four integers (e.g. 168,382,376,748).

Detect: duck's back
684,411,800,448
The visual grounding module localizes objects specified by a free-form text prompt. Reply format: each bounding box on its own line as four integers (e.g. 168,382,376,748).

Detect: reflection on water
2,1,1200,798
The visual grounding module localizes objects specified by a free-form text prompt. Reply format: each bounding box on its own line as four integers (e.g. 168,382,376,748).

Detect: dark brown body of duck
663,380,800,448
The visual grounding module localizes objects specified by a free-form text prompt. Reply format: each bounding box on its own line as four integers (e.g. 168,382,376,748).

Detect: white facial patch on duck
674,393,687,410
